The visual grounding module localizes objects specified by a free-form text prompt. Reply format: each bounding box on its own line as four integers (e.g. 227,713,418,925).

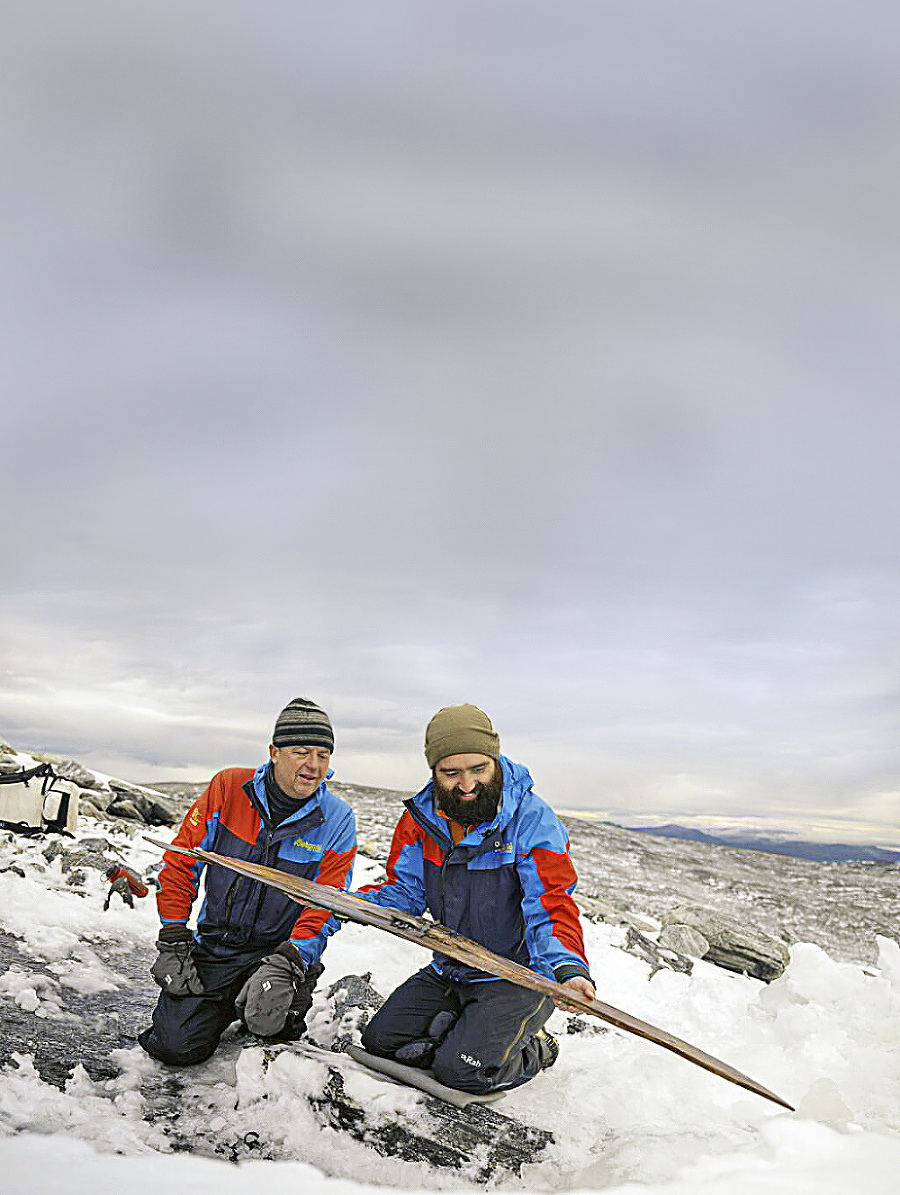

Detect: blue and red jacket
355,756,592,985
157,763,357,968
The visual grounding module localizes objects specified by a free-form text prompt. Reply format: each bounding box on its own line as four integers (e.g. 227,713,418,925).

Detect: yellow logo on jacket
492,841,514,855
294,838,324,853
188,806,200,828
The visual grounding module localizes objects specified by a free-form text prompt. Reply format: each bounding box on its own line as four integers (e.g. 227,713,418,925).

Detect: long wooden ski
147,837,794,1110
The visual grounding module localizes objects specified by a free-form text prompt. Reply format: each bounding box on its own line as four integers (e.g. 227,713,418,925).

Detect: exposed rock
565,1015,609,1036
38,838,159,900
145,780,206,817
302,1055,553,1180
327,972,384,1023
322,972,384,1053
107,784,176,826
141,797,178,826
624,927,694,977
662,904,790,981
0,926,154,1086
31,754,105,791
76,785,113,812
41,839,115,875
577,892,656,932
105,797,145,822
77,798,107,820
658,924,710,959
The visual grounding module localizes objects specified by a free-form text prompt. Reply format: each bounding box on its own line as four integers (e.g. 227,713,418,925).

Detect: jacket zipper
233,780,325,942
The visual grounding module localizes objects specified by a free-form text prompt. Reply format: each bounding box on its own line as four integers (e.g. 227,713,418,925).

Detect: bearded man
354,704,594,1094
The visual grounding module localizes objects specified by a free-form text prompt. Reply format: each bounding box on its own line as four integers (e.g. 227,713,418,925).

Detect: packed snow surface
1,813,898,1193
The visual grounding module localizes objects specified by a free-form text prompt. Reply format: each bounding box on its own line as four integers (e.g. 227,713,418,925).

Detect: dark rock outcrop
107,782,177,826
661,904,790,981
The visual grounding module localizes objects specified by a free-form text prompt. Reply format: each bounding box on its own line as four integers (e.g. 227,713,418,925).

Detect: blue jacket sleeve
353,810,427,916
515,799,593,984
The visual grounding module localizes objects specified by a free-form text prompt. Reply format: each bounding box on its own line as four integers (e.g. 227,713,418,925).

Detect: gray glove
235,943,306,1037
150,924,203,996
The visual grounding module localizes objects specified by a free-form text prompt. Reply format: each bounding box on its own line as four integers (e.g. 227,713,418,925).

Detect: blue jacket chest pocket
467,841,516,869
277,836,326,870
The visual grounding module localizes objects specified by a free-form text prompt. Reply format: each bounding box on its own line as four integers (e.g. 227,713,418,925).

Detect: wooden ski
147,837,794,1110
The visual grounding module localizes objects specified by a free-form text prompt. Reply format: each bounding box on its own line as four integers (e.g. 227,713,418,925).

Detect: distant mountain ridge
609,821,900,863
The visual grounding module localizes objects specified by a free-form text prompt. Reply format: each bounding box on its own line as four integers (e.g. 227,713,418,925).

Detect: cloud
1,3,898,832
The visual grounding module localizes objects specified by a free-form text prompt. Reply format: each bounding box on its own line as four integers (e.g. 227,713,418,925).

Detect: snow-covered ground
1,813,899,1193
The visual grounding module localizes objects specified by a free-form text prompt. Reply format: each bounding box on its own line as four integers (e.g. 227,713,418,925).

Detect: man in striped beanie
140,698,356,1067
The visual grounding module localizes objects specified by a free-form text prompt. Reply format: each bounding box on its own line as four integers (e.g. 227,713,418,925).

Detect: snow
1,823,899,1192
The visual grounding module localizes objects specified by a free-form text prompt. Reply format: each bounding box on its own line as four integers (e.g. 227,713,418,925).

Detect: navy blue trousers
361,965,553,1094
138,949,323,1067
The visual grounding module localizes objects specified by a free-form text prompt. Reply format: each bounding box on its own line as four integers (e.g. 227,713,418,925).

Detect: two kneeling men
141,700,593,1098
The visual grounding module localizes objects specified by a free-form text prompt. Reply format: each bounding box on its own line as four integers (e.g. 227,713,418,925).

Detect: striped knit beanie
272,698,334,752
424,704,500,768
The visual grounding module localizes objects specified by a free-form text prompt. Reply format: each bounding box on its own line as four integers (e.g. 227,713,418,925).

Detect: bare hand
553,974,596,1012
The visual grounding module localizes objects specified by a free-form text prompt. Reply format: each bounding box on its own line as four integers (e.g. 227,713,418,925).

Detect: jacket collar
250,760,333,825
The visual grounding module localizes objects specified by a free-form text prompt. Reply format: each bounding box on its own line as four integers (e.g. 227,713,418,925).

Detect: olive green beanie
424,704,500,768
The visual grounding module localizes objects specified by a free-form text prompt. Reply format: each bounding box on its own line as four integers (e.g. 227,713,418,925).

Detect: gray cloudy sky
2,2,899,842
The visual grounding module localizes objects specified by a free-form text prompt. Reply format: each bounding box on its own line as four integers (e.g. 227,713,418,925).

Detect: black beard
436,768,503,827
